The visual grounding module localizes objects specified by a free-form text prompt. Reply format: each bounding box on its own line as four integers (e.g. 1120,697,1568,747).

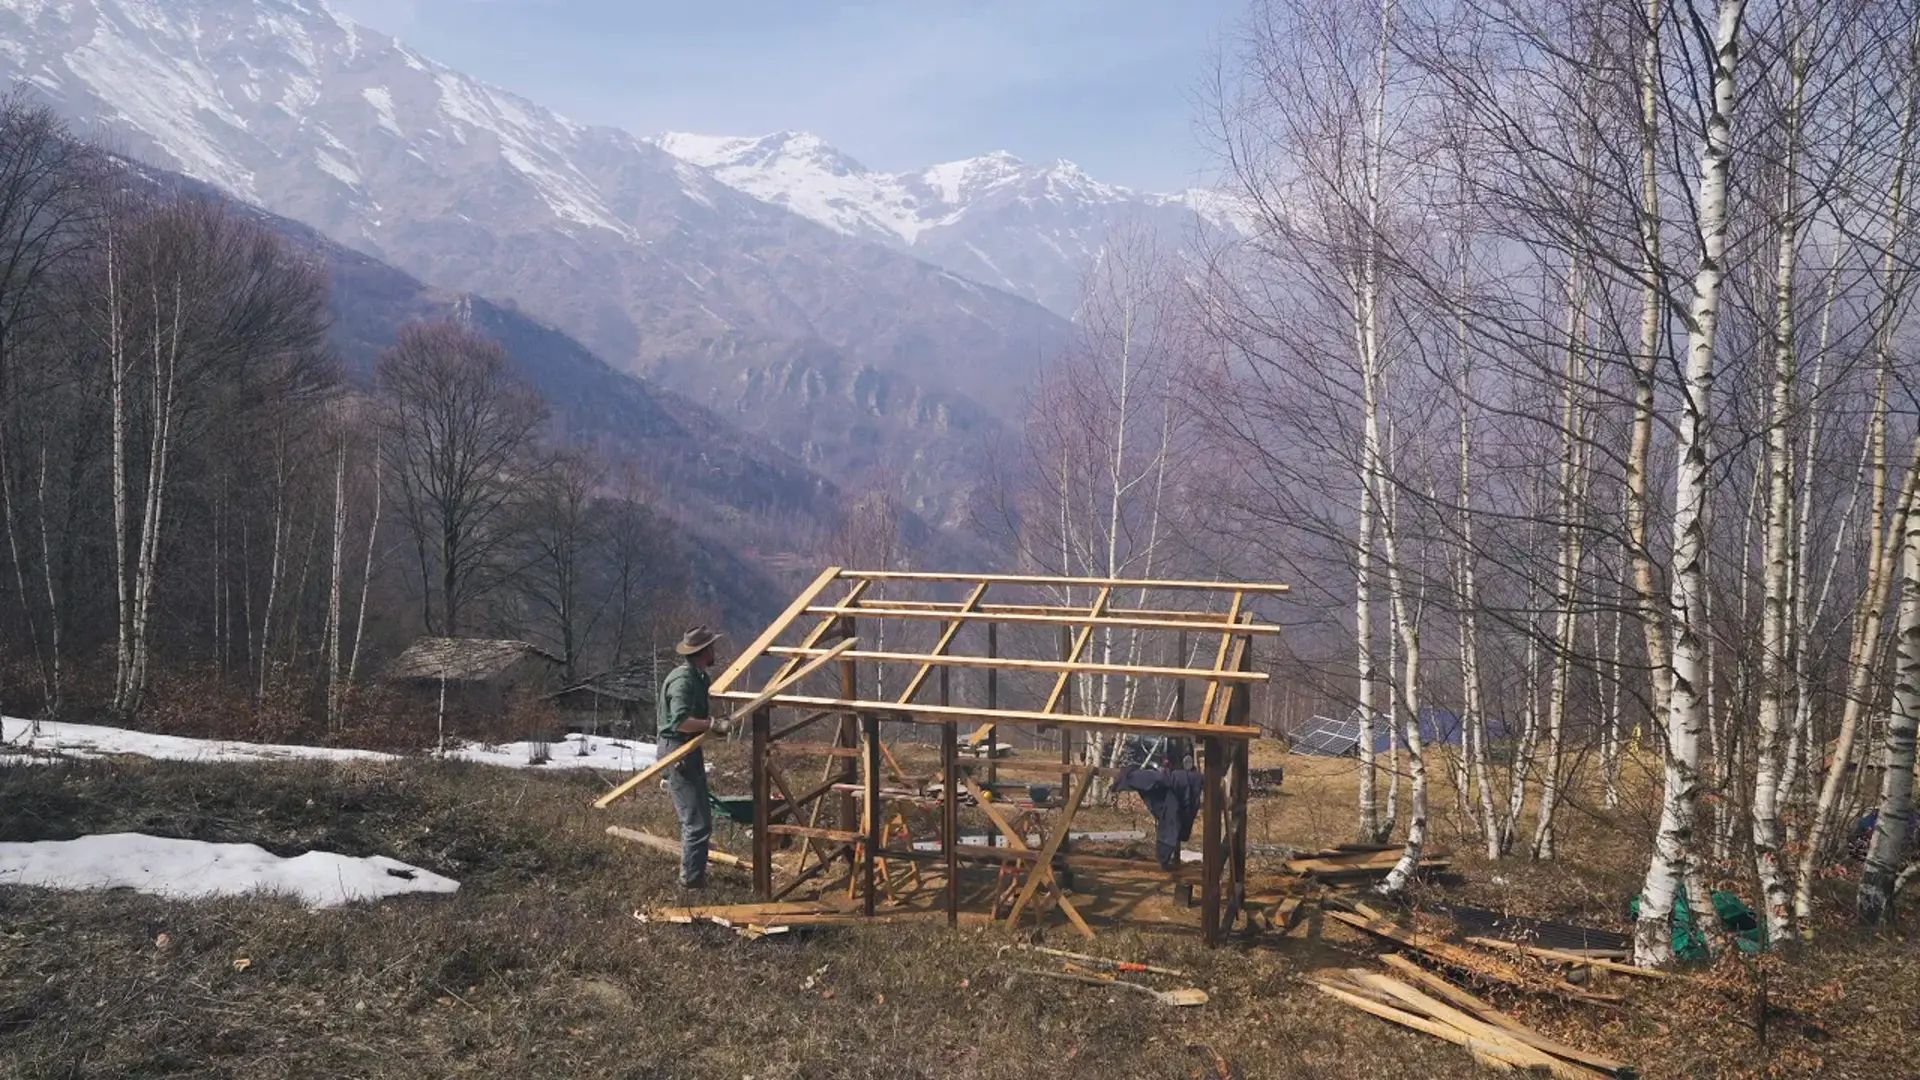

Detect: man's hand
710,717,733,736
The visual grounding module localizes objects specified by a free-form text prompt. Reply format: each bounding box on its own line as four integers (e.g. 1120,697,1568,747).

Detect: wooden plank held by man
592,631,856,889
592,636,858,810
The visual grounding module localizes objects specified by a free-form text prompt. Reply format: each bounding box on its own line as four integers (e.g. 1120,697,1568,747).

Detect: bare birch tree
1633,0,1750,967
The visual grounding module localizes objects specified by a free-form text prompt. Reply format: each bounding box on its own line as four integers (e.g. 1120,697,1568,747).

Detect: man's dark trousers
663,741,712,885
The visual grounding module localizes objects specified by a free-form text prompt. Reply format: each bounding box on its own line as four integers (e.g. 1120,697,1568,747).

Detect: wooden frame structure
708,567,1284,945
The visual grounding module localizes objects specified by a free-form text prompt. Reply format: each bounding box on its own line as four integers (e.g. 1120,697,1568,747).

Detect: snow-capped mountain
651,130,1250,317
0,0,1068,518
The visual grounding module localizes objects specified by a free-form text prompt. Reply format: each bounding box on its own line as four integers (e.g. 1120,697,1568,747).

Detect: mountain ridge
649,128,1252,316
0,0,1069,520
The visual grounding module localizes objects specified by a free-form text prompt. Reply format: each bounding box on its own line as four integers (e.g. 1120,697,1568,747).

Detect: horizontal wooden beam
851,598,1251,623
767,824,862,844
802,605,1281,636
837,569,1289,594
765,646,1267,682
847,843,1199,882
770,743,864,759
713,691,1263,740
950,843,1201,880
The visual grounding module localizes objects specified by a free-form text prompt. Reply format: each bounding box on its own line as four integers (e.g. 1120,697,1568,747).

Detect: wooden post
1225,638,1254,930
1202,734,1224,945
837,616,859,835
1174,629,1188,721
861,711,881,917
986,623,999,789
942,731,958,926
1058,625,1074,891
1227,739,1249,932
752,707,772,899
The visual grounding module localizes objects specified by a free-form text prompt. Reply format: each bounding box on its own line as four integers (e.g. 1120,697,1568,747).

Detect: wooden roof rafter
713,567,1283,740
835,569,1291,594
799,604,1283,636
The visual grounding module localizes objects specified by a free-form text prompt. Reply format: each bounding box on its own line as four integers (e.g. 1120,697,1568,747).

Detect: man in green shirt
657,626,731,887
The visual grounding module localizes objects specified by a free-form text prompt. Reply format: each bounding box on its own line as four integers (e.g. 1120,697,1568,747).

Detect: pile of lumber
1282,842,1451,883
635,901,989,940
1322,900,1632,1005
1312,955,1633,1078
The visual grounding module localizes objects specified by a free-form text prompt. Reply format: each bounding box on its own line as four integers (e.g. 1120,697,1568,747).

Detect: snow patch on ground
0,716,659,773
446,735,658,772
0,716,393,765
0,833,459,907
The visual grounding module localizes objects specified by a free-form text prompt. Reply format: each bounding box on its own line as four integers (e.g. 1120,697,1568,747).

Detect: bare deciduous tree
376,320,546,638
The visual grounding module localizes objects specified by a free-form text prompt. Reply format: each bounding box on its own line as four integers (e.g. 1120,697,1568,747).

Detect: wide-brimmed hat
675,625,724,656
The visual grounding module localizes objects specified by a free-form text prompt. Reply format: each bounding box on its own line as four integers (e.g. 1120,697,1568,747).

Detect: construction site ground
2,739,1914,1079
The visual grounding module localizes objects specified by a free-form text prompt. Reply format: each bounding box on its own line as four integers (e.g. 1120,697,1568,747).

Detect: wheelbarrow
710,792,792,829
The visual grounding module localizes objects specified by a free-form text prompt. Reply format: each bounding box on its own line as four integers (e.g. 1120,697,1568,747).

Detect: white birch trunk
106,231,133,714
1793,22,1919,926
1859,470,1920,924
1634,0,1747,968
1752,25,1809,941
344,469,381,709
1377,463,1426,895
1450,243,1499,854
257,432,288,698
35,447,59,715
123,280,183,713
1352,0,1396,845
325,438,346,728
1501,581,1543,857
1782,270,1842,829
1627,0,1675,726
1533,263,1589,861
1603,596,1624,809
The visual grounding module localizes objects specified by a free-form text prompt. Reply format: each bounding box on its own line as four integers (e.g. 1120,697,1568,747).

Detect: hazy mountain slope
0,0,1069,518
129,159,836,624
652,130,1251,317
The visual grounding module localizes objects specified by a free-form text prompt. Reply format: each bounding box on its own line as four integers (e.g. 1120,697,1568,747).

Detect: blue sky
329,0,1245,192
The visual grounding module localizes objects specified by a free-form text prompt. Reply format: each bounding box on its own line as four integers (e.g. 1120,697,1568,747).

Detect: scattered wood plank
1312,980,1530,1073
1351,970,1599,1080
591,737,703,810
1463,936,1671,980
593,639,858,810
1024,967,1208,1007
1313,963,1630,1080
1324,909,1623,1006
604,825,745,868
1377,956,1632,1076
634,903,991,938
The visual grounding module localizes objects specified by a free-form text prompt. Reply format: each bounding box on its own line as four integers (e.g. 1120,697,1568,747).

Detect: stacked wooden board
636,901,991,940
1280,842,1451,882
1323,901,1628,1005
1312,956,1634,1078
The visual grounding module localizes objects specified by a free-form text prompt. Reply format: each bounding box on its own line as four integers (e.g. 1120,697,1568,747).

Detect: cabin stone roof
387,637,562,683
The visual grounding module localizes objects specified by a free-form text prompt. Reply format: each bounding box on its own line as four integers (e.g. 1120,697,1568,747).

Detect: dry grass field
2,739,1917,1079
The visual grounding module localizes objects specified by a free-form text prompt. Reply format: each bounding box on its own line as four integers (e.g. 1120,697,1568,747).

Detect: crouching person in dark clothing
1113,735,1202,870
657,625,731,888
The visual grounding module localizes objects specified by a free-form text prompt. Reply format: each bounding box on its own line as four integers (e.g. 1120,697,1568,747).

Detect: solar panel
1291,714,1360,757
